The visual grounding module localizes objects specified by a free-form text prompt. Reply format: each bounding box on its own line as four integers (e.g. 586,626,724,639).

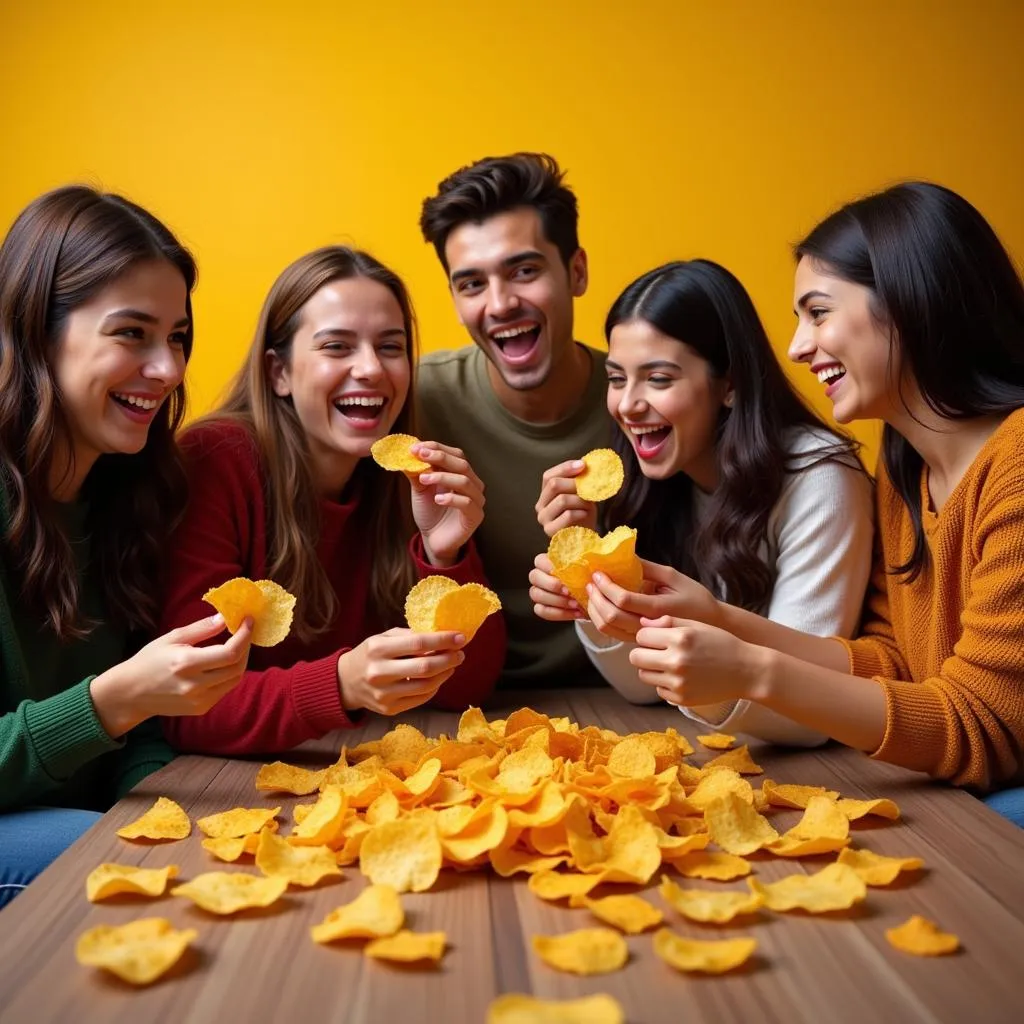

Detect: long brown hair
0,185,195,639
201,246,418,642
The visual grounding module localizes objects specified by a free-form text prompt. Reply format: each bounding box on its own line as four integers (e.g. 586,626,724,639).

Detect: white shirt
576,427,874,747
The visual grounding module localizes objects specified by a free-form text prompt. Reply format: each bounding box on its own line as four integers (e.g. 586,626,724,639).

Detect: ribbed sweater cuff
837,635,886,679
409,534,479,584
870,679,950,776
23,677,122,782
290,653,361,733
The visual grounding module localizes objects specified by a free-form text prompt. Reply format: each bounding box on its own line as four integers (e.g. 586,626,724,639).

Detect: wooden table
2,689,1023,1024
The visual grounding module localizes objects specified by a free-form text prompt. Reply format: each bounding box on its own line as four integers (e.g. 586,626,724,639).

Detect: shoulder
775,427,873,518
181,418,262,482
417,347,478,386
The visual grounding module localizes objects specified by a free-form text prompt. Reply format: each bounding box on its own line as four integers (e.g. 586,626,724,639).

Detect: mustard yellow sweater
838,409,1024,789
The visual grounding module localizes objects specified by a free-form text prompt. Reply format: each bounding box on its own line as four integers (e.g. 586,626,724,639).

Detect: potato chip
490,847,568,878
686,769,754,812
704,745,763,775
669,850,752,881
528,870,604,902
201,830,270,862
652,928,757,974
75,917,196,985
364,929,447,963
606,737,657,779
289,786,347,846
575,448,623,502
836,797,901,821
697,733,735,750
885,915,959,956
837,847,924,885
196,805,280,839
747,862,866,912
761,779,839,809
255,761,327,795
255,829,342,887
404,576,501,640
202,577,295,646
86,863,179,902
370,433,431,473
487,992,625,1024
171,871,288,914
117,797,191,841
532,928,628,975
359,816,442,893
704,792,779,855
571,893,663,934
658,876,763,923
547,526,642,611
765,794,851,857
310,884,404,942
440,802,509,862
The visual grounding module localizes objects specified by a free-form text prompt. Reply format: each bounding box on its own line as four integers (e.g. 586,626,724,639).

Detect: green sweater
417,343,611,688
0,494,173,813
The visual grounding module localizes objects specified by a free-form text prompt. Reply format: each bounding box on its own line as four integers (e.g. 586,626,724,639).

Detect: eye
378,341,407,355
606,374,625,388
809,306,828,324
512,265,540,280
322,341,352,353
115,326,144,340
648,374,673,386
168,330,188,348
456,278,483,295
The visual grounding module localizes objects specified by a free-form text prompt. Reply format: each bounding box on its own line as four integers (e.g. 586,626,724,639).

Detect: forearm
749,647,887,753
718,602,852,673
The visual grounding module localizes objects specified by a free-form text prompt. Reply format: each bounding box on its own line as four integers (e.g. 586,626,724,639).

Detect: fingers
639,558,681,586
414,445,485,494
534,552,555,574
590,572,663,618
586,584,641,641
169,618,254,672
535,462,594,534
162,613,230,646
370,629,468,659
540,459,587,485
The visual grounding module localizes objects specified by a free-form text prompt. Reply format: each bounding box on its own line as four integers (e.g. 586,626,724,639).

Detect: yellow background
3,0,1022,467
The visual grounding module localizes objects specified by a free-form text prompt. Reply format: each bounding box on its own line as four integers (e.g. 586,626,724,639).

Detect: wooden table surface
2,689,1023,1024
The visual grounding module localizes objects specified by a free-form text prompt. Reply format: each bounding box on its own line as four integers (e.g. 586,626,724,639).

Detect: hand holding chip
529,552,586,622
89,613,254,737
629,614,760,707
407,442,486,567
336,627,467,716
535,460,598,537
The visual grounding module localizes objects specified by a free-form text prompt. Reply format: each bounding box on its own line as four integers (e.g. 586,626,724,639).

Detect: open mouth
817,364,847,392
630,424,671,460
334,396,386,425
491,324,541,365
110,391,161,420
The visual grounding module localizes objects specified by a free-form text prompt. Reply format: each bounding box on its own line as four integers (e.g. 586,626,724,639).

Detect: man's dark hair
420,152,579,272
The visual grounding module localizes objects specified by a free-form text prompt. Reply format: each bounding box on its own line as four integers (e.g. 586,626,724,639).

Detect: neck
487,341,592,424
307,444,360,500
48,440,97,502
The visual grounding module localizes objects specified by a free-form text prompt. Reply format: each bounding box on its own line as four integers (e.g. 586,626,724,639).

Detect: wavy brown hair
0,185,195,639
603,260,863,613
198,246,418,643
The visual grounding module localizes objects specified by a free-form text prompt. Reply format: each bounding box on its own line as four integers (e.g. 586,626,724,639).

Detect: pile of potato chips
79,708,959,1018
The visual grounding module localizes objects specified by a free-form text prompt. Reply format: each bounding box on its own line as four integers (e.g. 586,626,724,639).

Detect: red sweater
160,420,505,755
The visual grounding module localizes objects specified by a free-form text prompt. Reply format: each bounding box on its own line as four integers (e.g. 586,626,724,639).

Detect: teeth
816,365,846,385
628,424,667,435
112,392,159,410
335,396,385,407
492,325,536,340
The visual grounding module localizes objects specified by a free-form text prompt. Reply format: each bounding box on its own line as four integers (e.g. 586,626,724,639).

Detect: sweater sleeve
679,456,875,746
409,535,505,709
574,620,660,705
862,463,1024,788
0,678,122,811
159,428,358,757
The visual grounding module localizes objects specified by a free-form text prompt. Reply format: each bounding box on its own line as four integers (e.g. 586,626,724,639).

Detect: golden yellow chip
310,884,405,943
201,830,269,862
196,805,280,839
761,779,839,809
370,433,431,473
255,761,327,796
837,847,924,885
289,786,347,846
836,797,901,821
547,526,642,610
202,577,295,647
652,928,757,974
658,876,763,923
697,733,735,750
404,576,459,631
575,448,624,502
765,794,851,858
490,847,568,878
487,993,625,1024
606,737,657,779
85,863,179,902
255,829,342,887
532,928,628,975
364,929,447,963
885,915,959,956
433,582,502,640
117,797,191,841
170,871,288,914
703,791,779,855
75,917,196,985
359,816,442,893
704,745,764,775
686,768,754,812
528,870,604,901
572,893,664,934
747,862,866,913
669,850,752,881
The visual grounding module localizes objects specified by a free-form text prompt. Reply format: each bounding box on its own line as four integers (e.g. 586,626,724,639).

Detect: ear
722,380,735,409
569,248,589,298
265,348,292,398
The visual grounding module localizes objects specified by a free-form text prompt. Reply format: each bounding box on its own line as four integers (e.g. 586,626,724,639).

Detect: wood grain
1,690,1022,1024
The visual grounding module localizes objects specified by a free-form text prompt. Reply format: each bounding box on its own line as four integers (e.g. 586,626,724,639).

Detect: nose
616,381,647,418
352,342,384,381
143,340,186,387
487,278,520,319
788,319,815,365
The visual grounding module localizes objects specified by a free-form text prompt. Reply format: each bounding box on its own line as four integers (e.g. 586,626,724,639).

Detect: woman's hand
336,627,467,715
409,442,485,567
630,615,764,706
535,460,597,537
529,552,586,622
90,614,254,737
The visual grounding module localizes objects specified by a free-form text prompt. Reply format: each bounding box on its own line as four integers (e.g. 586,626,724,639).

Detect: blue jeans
983,786,1024,828
0,807,102,909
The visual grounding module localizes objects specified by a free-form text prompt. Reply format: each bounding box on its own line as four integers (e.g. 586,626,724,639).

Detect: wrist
421,535,458,568
89,666,142,739
741,644,777,704
336,652,364,712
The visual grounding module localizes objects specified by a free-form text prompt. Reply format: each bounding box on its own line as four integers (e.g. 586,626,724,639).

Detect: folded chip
405,576,501,641
203,577,295,647
547,526,642,611
75,917,196,985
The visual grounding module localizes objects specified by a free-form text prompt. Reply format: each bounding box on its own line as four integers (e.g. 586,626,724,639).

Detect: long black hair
796,182,1024,581
603,259,860,612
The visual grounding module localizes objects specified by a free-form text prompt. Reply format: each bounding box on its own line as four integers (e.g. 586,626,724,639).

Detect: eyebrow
311,327,408,340
103,308,190,329
794,289,832,314
450,250,546,285
605,359,681,372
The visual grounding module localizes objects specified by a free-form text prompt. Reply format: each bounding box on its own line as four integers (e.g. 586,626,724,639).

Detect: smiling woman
159,245,506,757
